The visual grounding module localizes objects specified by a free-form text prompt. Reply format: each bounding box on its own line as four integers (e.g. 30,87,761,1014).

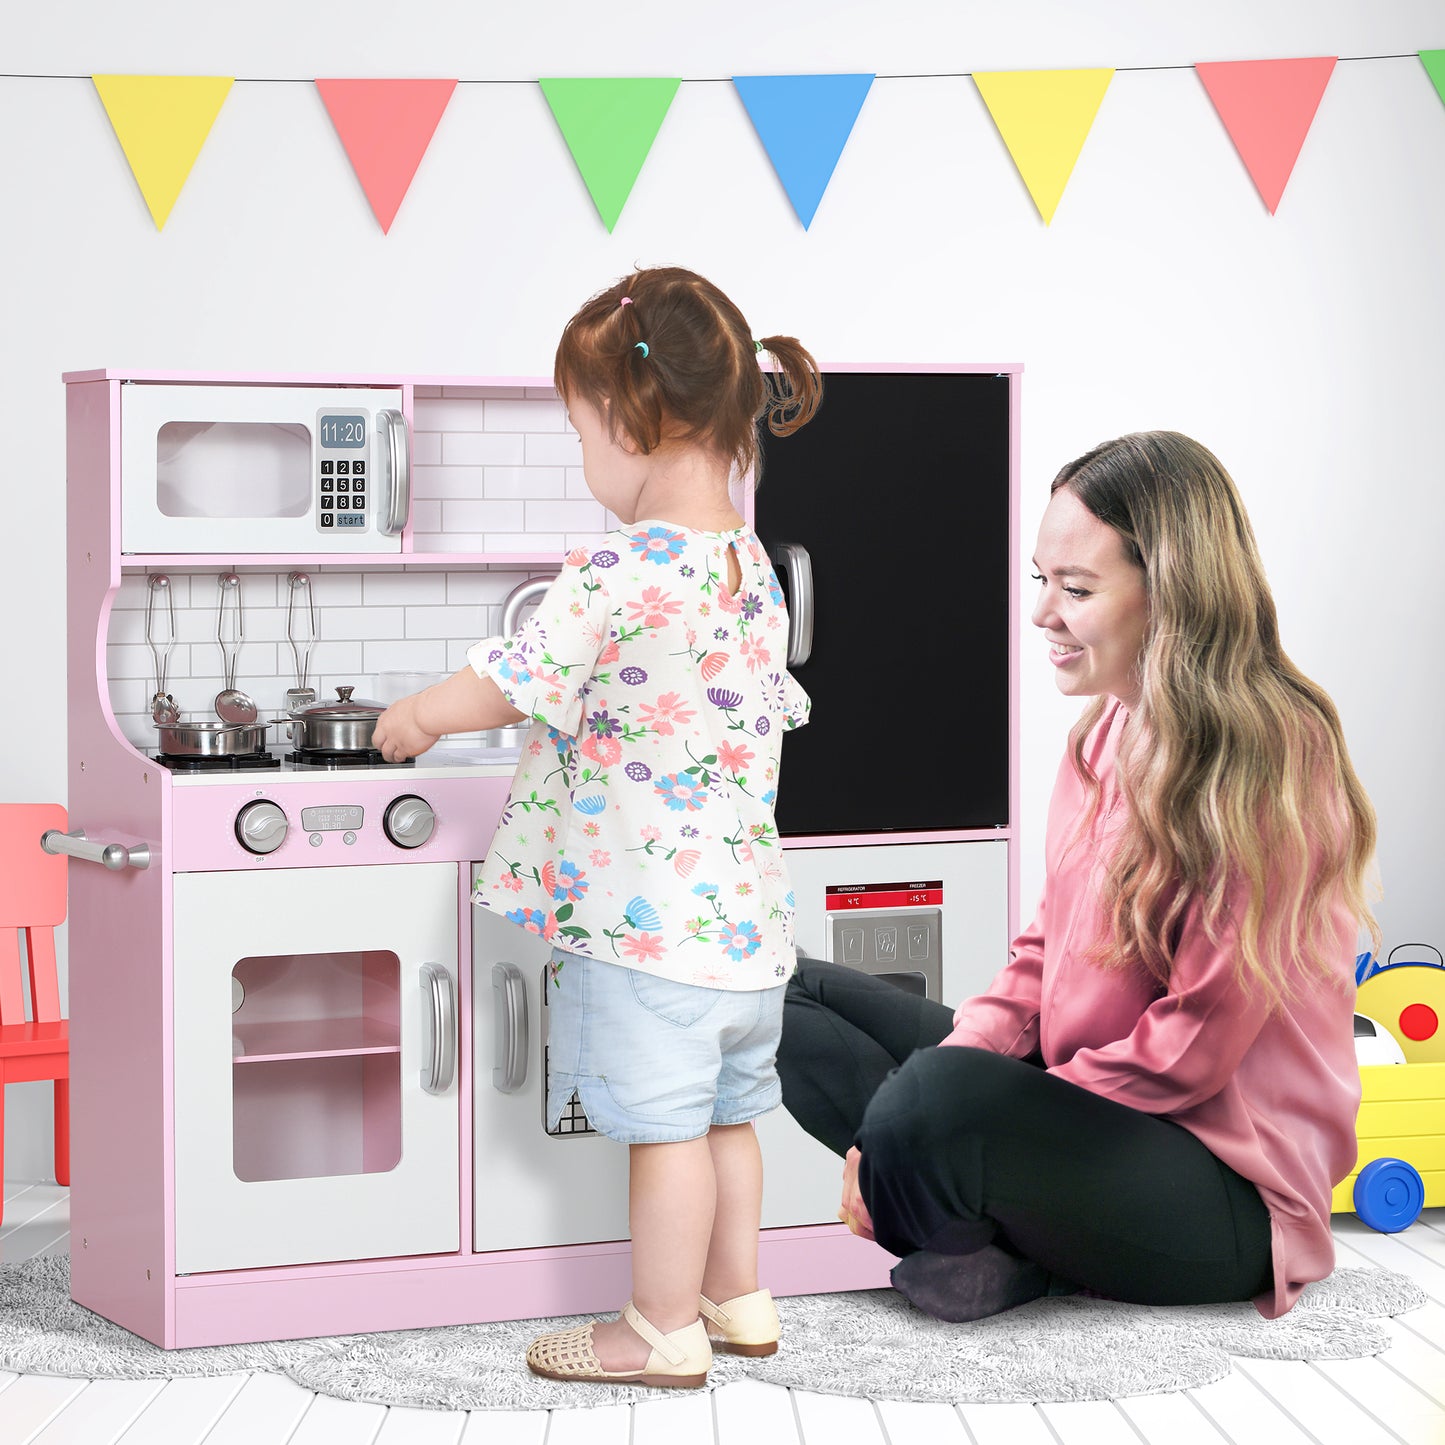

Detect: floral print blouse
468,522,810,991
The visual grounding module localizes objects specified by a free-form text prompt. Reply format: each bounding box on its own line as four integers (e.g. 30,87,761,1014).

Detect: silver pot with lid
288,685,386,753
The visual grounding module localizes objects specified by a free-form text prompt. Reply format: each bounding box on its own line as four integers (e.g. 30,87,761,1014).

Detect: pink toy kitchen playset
54,365,1020,1348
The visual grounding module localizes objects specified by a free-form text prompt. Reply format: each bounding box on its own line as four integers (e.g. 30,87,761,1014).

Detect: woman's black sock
889,1244,1063,1323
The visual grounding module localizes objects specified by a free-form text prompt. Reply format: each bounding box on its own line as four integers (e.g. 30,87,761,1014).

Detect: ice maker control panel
826,880,943,1000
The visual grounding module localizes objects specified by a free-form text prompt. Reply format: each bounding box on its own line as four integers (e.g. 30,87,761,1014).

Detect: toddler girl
373,266,822,1387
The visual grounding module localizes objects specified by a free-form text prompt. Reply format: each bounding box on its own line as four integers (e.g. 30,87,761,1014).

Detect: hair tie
619,296,633,307
634,341,650,358
754,340,764,353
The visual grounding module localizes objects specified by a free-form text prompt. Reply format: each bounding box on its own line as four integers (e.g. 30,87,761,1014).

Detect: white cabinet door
173,863,460,1274
471,903,632,1252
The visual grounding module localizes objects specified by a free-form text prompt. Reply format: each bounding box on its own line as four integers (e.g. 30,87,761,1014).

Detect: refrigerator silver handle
377,408,411,537
420,963,456,1095
775,542,814,666
492,960,529,1094
41,828,150,871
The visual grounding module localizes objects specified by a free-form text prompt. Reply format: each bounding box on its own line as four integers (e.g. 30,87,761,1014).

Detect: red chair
0,803,71,1222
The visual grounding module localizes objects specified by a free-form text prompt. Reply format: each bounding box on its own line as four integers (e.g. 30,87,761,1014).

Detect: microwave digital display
319,414,366,448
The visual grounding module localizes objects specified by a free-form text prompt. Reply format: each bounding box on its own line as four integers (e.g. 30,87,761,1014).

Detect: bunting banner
538,77,681,232
1194,56,1337,214
971,68,1114,225
91,75,233,230
71,53,1445,236
731,74,874,229
1421,49,1445,108
315,79,458,234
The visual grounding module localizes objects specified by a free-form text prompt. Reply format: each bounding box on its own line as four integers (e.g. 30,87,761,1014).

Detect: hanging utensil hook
213,573,259,724
285,571,318,711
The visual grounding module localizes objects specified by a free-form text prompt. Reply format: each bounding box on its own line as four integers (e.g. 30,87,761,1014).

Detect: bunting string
3,50,1438,232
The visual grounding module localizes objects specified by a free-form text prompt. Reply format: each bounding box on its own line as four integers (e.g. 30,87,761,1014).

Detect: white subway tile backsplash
363,639,449,673
404,605,485,639
486,397,565,432
527,499,609,534
362,573,448,606
410,500,443,534
488,532,566,554
484,466,565,500
324,608,406,641
443,431,526,467
413,465,484,500
414,396,487,432
411,430,443,466
444,499,525,534
525,432,583,467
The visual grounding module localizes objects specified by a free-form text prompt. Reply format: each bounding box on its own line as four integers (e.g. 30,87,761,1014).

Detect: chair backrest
0,803,68,1027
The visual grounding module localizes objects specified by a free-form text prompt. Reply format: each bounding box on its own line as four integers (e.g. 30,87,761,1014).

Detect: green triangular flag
539,77,680,230
1421,50,1445,108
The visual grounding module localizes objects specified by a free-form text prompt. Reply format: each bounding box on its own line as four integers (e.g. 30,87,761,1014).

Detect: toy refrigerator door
470,893,631,1251
172,863,460,1274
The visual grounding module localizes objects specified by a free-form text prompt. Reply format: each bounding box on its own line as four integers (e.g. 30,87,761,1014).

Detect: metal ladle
214,573,259,725
145,573,179,725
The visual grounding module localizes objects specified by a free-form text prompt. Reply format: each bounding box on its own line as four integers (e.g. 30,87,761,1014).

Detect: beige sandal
699,1288,780,1357
525,1301,712,1388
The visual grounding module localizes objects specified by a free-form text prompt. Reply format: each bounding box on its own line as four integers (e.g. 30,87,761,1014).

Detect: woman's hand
373,693,441,763
838,1146,875,1241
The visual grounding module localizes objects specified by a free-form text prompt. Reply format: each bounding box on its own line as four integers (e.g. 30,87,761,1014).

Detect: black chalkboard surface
753,369,1014,837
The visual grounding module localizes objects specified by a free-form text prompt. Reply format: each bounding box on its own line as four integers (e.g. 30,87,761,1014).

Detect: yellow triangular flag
972,68,1113,224
93,75,234,229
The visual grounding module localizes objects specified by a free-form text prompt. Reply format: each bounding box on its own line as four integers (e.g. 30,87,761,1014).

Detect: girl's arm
374,666,528,762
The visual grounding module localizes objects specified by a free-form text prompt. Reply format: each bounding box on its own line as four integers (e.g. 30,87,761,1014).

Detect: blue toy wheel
1354,1157,1425,1233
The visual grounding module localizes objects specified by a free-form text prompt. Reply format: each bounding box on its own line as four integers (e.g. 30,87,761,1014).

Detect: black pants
777,958,1274,1306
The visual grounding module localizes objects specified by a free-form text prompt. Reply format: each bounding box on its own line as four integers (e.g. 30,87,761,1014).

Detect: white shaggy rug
0,1254,1424,1411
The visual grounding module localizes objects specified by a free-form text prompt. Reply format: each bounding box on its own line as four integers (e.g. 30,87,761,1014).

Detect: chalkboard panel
754,370,1013,837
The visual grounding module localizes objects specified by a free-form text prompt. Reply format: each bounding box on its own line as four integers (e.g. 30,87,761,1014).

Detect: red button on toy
1398,1003,1438,1042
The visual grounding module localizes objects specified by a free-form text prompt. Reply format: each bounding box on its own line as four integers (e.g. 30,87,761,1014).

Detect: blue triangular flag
732,73,874,228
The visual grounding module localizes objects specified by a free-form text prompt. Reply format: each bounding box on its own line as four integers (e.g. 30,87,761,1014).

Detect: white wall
4,0,1441,1177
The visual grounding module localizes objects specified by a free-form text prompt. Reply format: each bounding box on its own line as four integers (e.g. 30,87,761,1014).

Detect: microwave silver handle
377,408,410,537
774,542,814,667
492,960,529,1094
420,962,457,1095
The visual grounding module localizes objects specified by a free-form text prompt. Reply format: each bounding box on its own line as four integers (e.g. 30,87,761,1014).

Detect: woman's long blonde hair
1056,431,1378,1005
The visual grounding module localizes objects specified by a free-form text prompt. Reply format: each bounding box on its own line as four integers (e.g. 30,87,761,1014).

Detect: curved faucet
501,576,556,638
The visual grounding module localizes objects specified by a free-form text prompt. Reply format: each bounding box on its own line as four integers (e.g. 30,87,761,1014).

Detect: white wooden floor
1,1180,1442,1445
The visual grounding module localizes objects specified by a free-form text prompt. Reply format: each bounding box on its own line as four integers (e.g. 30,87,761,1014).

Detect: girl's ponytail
756,337,823,437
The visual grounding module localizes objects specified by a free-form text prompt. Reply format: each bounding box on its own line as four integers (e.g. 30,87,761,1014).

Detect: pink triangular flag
1195,57,1336,214
315,78,457,233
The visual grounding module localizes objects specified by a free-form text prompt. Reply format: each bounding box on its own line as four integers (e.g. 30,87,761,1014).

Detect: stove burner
287,748,415,770
154,750,282,773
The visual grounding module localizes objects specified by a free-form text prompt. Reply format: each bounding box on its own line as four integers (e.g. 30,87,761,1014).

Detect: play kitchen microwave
118,382,410,554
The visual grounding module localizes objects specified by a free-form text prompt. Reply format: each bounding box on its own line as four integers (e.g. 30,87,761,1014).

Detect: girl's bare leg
701,1122,763,1303
588,1137,715,1371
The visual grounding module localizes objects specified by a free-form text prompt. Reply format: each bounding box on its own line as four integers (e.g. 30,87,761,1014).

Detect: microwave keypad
316,412,369,532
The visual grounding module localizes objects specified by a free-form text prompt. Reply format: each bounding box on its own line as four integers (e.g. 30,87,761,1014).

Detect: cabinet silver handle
492,960,528,1094
420,963,456,1095
775,542,814,666
377,408,411,537
41,828,151,871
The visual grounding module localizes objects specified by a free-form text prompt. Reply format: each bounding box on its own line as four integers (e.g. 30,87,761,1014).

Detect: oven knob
384,794,435,849
236,800,288,855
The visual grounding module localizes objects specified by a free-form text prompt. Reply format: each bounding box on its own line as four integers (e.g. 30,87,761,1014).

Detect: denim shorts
543,949,786,1145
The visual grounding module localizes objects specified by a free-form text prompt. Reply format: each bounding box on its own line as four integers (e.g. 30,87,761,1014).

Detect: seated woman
778,431,1378,1323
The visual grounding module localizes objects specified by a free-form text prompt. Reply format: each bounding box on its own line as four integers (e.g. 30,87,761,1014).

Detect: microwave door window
156,421,312,519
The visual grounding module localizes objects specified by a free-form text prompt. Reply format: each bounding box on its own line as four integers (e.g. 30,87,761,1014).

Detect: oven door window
156,420,312,518
230,950,401,1183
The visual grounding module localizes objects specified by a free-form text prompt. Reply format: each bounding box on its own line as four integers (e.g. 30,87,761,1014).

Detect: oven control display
300,804,364,833
316,410,369,533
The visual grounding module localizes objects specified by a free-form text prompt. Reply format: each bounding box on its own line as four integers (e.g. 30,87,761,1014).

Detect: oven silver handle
420,963,456,1095
491,960,529,1094
774,542,814,667
41,828,151,872
377,408,411,537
